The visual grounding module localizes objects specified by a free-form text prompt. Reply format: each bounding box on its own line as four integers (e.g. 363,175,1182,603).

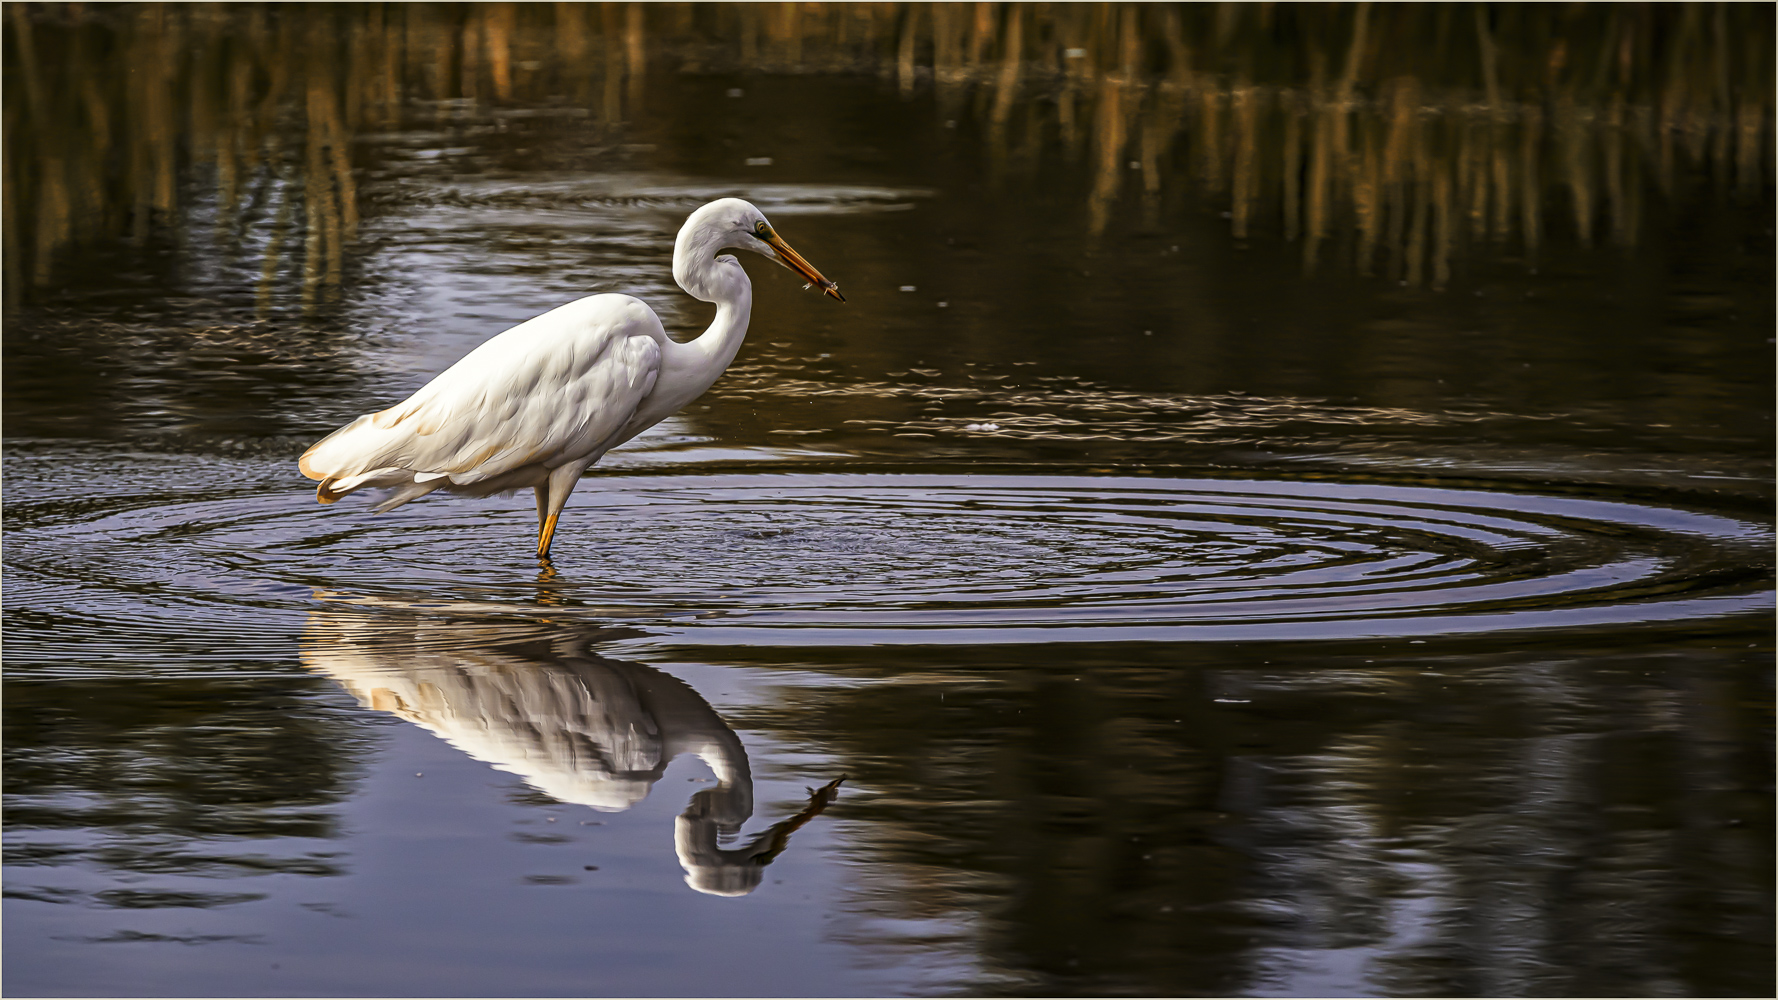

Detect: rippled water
6,13,1774,998
7,462,1770,667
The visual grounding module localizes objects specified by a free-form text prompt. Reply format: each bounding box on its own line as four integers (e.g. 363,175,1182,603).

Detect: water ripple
5,454,1769,668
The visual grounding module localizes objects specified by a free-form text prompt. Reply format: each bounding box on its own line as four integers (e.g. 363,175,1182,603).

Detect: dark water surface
5,6,1773,997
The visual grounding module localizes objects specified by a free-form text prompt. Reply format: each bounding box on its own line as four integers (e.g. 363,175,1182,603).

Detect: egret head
676,198,845,302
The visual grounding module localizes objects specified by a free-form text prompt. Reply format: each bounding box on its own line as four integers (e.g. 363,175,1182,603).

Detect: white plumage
302,295,663,505
299,198,843,560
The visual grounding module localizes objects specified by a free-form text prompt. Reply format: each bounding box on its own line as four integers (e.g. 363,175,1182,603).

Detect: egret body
299,198,842,560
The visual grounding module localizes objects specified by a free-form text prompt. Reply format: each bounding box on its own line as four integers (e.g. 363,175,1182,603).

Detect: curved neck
648,271,748,417
686,284,751,375
656,224,755,411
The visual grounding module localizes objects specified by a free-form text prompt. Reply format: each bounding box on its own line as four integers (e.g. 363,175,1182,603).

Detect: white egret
299,198,843,560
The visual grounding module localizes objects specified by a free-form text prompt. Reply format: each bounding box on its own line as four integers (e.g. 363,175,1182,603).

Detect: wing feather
301,295,665,492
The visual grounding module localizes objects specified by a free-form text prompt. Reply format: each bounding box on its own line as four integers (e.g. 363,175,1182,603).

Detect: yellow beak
765,233,846,302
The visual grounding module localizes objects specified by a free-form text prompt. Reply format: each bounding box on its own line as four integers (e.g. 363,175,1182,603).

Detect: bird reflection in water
300,607,842,896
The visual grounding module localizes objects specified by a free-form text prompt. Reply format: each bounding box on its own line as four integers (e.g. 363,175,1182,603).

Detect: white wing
301,294,663,496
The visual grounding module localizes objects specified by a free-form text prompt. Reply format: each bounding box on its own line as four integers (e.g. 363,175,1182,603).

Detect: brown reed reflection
2,2,657,309
736,637,1773,996
4,3,1770,303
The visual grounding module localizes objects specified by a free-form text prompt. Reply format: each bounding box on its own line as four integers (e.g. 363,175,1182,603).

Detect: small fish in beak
764,231,846,302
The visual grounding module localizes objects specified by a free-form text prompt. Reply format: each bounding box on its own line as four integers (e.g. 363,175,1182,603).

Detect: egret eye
755,221,770,237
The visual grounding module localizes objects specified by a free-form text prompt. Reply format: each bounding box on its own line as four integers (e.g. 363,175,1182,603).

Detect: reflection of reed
5,3,1770,300
761,640,1771,995
2,3,657,305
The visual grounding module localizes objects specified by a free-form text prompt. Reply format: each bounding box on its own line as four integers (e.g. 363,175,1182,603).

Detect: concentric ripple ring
6,460,1770,665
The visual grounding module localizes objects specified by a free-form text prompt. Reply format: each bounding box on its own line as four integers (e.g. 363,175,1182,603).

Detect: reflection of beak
765,233,846,302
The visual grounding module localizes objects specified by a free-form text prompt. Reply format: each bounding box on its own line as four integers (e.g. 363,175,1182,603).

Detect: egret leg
535,462,589,560
536,515,560,561
533,485,548,532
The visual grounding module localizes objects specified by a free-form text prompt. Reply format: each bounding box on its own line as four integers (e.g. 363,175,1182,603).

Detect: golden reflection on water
4,2,1770,301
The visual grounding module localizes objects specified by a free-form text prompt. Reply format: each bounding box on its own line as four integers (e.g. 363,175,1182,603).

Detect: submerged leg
535,462,589,561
